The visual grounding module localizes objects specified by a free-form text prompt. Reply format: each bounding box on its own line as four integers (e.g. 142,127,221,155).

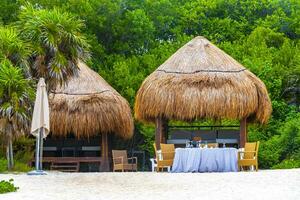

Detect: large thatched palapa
49,61,134,171
135,36,272,147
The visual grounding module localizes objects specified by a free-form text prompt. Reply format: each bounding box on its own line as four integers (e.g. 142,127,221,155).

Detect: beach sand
0,169,299,200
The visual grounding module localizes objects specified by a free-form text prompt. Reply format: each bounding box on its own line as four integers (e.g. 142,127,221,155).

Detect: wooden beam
155,117,168,149
162,119,169,144
240,118,247,148
100,132,110,172
155,117,162,150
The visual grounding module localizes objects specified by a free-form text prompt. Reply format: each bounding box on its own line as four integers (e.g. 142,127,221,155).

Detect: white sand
0,169,299,200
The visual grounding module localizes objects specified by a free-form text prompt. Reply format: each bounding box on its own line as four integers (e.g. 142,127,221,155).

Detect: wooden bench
31,157,102,172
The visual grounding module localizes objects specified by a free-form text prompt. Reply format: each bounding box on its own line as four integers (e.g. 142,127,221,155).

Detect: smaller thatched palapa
135,36,272,124
49,61,134,139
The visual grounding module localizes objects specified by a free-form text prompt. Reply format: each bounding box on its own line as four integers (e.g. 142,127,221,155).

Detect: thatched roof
49,61,134,139
135,36,272,124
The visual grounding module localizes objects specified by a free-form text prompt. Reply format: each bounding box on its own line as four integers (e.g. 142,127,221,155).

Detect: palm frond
18,4,90,90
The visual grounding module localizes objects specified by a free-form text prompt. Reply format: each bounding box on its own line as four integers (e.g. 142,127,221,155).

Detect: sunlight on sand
0,169,299,200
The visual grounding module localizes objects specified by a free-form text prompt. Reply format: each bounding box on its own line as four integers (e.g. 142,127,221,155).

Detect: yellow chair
238,141,260,171
193,136,202,141
153,143,175,172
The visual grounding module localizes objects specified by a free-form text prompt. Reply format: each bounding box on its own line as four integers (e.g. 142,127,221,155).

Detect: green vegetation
0,159,32,173
0,136,34,172
0,179,18,194
0,60,34,170
0,3,89,170
0,0,299,170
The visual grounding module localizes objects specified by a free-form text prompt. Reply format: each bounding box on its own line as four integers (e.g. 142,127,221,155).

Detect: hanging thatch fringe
49,61,134,139
135,36,272,124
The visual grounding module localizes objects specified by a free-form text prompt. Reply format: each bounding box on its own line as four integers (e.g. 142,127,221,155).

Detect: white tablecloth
171,148,238,173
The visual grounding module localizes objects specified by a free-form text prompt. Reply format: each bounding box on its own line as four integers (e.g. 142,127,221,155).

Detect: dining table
171,147,238,173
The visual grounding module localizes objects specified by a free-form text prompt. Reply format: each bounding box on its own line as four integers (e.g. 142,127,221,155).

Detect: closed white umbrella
31,78,50,137
28,78,49,175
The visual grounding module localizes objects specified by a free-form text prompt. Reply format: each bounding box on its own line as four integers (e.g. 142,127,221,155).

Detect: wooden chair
153,143,175,172
112,150,137,172
238,141,260,171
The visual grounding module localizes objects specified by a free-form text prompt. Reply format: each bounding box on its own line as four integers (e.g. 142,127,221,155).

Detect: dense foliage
0,0,299,169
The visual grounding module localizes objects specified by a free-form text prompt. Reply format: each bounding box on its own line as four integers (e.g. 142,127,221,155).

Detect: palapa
49,61,134,139
135,36,272,124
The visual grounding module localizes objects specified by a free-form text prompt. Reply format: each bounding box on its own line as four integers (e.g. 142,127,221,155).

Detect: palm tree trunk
6,135,14,170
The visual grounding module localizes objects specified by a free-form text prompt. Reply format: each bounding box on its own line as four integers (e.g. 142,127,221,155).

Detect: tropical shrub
0,179,18,194
0,159,6,172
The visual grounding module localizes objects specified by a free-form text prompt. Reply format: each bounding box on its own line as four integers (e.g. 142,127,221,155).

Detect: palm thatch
135,36,272,124
49,61,134,139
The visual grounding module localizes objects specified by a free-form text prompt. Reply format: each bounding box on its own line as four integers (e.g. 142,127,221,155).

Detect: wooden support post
155,117,163,150
100,132,110,172
155,117,162,150
155,117,168,149
162,119,169,144
240,118,247,148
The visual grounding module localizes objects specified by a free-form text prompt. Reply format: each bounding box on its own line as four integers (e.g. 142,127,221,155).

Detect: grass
0,158,32,173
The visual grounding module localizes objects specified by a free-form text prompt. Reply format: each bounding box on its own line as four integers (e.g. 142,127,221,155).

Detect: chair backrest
193,136,202,141
112,150,128,164
255,141,260,156
153,143,157,158
244,142,259,159
160,144,175,160
207,143,218,148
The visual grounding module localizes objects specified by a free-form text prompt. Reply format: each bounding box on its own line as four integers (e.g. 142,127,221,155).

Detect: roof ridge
50,89,113,96
157,68,247,74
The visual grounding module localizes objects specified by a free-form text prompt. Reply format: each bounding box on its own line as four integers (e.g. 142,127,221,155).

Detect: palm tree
0,60,34,170
0,26,33,170
18,4,90,90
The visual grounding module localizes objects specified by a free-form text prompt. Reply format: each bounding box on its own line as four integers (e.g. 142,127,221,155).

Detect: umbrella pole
28,128,46,175
39,128,44,170
35,130,40,171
